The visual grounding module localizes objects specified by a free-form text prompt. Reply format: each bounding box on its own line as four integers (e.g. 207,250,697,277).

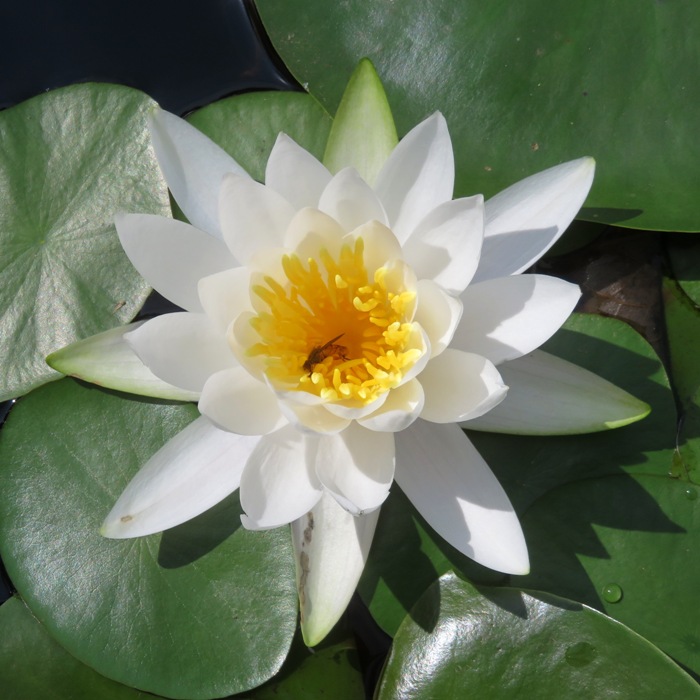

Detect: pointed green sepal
323,58,398,185
46,322,199,401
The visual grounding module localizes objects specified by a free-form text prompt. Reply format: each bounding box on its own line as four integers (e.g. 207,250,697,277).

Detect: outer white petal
318,167,388,232
358,379,425,432
374,112,455,243
148,109,247,238
101,416,259,538
395,421,529,574
453,275,581,365
199,366,286,436
220,173,296,263
463,350,651,434
315,423,395,515
419,349,508,423
474,157,596,282
198,267,252,332
402,195,484,294
239,426,322,529
292,493,379,646
414,280,463,358
126,313,236,392
46,322,200,401
265,133,332,210
116,213,238,312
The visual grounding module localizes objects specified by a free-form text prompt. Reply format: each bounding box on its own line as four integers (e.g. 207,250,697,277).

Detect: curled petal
198,267,252,332
240,426,322,529
279,400,351,435
102,417,259,538
199,367,285,436
318,167,388,232
148,109,246,238
265,133,332,210
474,157,596,282
284,207,345,261
453,275,581,365
315,423,395,515
464,350,651,434
220,173,296,263
395,421,529,575
419,349,508,423
348,220,403,276
126,313,235,392
358,379,424,432
374,112,454,243
402,195,484,294
292,494,380,646
116,213,237,312
414,280,463,358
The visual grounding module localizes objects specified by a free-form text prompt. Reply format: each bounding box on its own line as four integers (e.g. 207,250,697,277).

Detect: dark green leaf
377,573,700,698
0,84,170,400
0,597,150,700
257,1,700,231
0,380,297,699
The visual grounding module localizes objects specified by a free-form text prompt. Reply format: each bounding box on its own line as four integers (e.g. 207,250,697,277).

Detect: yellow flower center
247,237,422,404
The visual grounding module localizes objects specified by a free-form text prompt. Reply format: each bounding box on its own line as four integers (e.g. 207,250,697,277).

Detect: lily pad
0,83,171,401
0,596,149,700
257,1,700,231
667,235,700,307
516,474,700,677
376,573,700,698
0,379,297,699
360,313,675,635
187,91,332,181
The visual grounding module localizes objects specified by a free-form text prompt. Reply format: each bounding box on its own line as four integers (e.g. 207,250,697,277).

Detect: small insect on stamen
303,334,348,375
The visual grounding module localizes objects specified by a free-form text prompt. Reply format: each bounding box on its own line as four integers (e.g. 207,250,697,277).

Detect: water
601,583,623,604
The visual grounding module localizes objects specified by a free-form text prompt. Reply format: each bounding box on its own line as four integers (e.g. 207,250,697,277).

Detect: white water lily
48,61,649,646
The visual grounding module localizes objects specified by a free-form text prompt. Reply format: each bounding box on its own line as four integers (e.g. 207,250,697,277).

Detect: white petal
464,350,651,434
350,221,403,278
315,423,395,515
474,157,596,282
220,173,296,263
127,313,236,392
279,400,351,435
228,312,266,379
419,349,508,423
284,207,345,260
265,133,332,210
395,421,529,574
239,426,322,529
148,109,247,238
116,213,238,312
414,280,463,358
358,379,424,432
292,493,379,646
374,112,454,243
402,195,484,294
454,275,581,364
318,167,388,232
47,322,200,401
198,267,252,332
199,366,285,436
101,416,259,538
397,324,431,385
323,391,388,420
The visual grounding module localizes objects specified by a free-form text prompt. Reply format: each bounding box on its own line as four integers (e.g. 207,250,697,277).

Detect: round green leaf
0,596,149,700
377,573,700,699
257,1,700,231
516,474,700,677
0,83,171,401
0,380,297,699
187,91,332,181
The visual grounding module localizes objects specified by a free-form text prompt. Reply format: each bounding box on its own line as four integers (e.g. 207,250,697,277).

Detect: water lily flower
48,61,649,646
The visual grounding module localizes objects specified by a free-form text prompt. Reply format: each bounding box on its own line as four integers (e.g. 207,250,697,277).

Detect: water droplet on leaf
684,487,698,501
565,641,597,667
601,583,623,603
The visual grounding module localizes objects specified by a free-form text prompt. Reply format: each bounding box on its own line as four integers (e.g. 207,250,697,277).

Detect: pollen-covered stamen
245,236,423,404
